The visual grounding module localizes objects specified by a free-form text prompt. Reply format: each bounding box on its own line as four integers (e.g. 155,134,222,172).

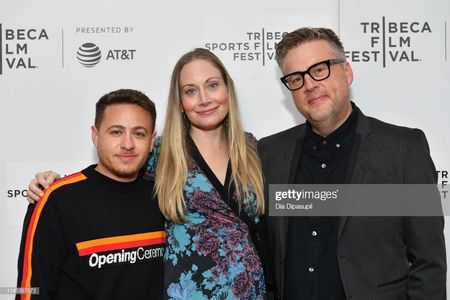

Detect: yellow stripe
76,231,166,250
23,173,87,296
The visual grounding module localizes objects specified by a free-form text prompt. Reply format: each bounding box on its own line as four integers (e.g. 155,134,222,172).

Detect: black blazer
258,107,446,300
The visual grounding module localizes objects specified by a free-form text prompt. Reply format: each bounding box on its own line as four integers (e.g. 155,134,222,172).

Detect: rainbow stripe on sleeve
19,172,87,300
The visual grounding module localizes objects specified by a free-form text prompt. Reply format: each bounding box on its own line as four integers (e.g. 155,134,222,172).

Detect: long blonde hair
155,48,264,224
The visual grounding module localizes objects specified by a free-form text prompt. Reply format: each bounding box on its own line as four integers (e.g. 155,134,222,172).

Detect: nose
198,88,211,105
121,133,135,150
303,73,318,92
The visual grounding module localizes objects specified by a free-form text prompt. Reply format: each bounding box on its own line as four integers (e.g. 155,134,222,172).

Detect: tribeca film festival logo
438,170,448,200
205,28,287,66
346,17,433,67
0,24,50,75
74,26,136,68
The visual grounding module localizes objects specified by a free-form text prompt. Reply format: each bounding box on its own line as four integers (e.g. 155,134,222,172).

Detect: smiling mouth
197,106,219,115
117,154,137,161
308,96,326,105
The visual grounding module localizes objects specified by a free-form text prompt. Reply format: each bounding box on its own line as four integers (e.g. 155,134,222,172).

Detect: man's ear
91,125,99,148
149,131,157,152
344,61,354,86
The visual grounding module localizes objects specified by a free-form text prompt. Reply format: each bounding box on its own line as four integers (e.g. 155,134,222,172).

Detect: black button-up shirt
284,106,357,300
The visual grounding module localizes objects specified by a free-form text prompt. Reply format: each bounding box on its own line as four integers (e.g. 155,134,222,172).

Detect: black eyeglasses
280,59,345,91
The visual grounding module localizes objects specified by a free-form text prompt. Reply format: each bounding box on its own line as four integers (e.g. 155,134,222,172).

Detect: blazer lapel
337,108,375,240
287,130,307,183
278,126,307,260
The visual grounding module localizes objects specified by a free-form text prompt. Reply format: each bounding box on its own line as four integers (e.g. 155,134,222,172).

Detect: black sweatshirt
17,165,165,300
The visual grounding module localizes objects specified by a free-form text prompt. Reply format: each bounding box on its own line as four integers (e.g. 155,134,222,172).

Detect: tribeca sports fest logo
0,24,50,75
74,26,136,68
345,17,435,67
204,28,287,66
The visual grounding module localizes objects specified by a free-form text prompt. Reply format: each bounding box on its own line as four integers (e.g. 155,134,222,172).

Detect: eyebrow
181,76,221,89
205,76,220,82
107,125,149,133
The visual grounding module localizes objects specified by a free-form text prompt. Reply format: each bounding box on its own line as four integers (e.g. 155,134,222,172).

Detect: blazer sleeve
257,139,281,300
16,195,65,300
403,129,446,299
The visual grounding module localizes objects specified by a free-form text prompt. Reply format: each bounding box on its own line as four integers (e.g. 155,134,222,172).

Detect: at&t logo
76,42,136,68
77,43,101,67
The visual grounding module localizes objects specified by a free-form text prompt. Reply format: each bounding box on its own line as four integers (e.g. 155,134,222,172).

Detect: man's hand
27,171,61,204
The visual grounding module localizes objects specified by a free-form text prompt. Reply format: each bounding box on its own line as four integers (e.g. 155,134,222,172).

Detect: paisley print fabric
144,136,266,300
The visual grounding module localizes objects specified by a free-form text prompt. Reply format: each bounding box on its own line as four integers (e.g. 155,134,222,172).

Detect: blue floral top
144,136,266,300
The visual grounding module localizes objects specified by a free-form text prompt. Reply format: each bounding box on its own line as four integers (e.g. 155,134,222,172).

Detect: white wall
1,0,449,296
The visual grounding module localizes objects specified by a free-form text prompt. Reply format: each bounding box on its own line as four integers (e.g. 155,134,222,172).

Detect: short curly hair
275,27,346,67
95,89,156,132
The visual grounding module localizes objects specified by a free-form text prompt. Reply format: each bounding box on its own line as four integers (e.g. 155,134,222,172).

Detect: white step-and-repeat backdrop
1,0,449,296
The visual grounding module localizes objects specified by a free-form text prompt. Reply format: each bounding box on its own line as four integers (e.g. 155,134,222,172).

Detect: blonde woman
26,49,266,299
145,48,266,299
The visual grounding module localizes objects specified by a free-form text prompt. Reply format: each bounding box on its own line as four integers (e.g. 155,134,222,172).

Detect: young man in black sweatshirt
17,89,165,300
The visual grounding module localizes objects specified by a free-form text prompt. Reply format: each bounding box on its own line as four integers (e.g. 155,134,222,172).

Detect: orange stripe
20,172,87,300
78,236,166,256
76,231,165,251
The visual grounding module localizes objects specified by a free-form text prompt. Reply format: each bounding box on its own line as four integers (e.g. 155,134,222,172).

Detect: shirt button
336,143,340,148
312,231,318,236
308,267,315,272
322,140,328,145
321,163,327,169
